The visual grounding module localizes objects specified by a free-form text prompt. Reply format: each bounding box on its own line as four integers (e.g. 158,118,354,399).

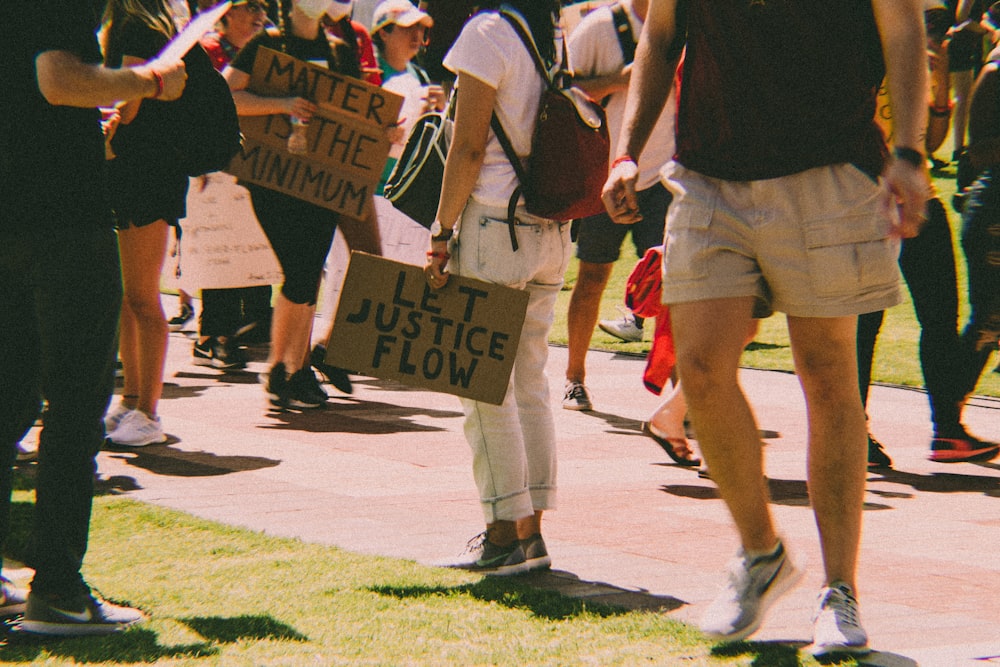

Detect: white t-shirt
568,2,676,191
443,10,557,208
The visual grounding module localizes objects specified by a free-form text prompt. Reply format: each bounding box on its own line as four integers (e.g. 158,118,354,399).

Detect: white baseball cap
371,0,432,34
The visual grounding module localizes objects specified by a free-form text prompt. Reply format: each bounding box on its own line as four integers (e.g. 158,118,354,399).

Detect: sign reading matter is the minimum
324,253,529,405
226,47,403,221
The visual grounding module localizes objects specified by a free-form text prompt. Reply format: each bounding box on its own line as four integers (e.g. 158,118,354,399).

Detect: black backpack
167,44,243,176
114,44,243,177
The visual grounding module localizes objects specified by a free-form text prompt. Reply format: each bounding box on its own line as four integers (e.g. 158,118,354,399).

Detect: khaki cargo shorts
659,161,903,318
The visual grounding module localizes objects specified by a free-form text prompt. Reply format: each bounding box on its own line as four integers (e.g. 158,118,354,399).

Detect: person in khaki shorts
603,0,929,657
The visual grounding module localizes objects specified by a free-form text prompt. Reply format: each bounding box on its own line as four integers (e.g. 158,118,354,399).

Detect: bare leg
788,315,867,591
118,221,170,417
565,261,613,383
951,69,975,157
671,297,776,552
268,292,315,374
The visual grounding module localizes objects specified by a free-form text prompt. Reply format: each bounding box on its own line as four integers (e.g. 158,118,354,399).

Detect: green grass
0,490,839,666
551,167,1000,398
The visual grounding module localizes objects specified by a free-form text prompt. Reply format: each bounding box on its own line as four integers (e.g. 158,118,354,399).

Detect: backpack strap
610,2,637,65
490,9,563,250
490,112,527,251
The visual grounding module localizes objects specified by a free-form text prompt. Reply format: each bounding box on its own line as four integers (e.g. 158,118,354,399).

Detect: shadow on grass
0,614,307,663
710,639,919,666
369,569,685,620
0,627,218,663
180,614,308,642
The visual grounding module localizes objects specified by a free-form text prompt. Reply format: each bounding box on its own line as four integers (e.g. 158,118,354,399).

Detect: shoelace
565,384,587,400
462,531,488,556
815,586,860,625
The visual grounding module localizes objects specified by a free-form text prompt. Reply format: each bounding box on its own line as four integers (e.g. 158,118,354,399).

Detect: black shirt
0,0,110,235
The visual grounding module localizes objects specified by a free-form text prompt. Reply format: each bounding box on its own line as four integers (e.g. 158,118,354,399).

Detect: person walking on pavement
424,0,567,576
604,0,929,656
561,0,677,412
1,0,186,634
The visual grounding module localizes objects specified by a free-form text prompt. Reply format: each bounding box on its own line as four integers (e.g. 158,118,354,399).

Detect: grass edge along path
0,495,840,666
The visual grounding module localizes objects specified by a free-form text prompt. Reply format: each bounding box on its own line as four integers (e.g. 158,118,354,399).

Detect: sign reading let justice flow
325,253,530,405
226,47,403,221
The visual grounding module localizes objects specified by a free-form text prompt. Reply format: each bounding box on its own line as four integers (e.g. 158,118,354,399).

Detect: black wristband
893,146,925,168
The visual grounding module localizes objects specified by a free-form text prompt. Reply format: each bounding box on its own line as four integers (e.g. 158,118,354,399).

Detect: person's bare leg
267,293,315,374
118,221,169,417
671,297,776,552
951,69,974,157
565,261,613,383
515,510,542,539
787,315,867,591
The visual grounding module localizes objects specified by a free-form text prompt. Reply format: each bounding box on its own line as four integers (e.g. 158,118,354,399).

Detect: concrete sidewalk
88,314,999,666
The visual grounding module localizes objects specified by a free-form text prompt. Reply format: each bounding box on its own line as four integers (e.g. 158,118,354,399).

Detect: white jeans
450,199,571,523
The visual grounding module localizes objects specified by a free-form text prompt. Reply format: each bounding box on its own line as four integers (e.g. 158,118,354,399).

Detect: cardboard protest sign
225,47,403,220
324,253,529,405
162,173,282,292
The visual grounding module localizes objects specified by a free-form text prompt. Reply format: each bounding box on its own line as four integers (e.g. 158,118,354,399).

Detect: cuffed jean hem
480,485,557,524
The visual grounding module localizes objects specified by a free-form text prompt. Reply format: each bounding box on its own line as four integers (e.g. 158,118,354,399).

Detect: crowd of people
2,0,998,656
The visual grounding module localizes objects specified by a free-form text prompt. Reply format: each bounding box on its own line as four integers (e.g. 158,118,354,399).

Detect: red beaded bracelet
611,155,636,169
426,251,451,260
150,70,164,99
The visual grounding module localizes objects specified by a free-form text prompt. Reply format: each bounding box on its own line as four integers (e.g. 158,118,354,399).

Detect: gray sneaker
562,381,592,411
699,540,802,641
809,582,870,656
19,590,146,636
448,532,528,576
520,533,552,571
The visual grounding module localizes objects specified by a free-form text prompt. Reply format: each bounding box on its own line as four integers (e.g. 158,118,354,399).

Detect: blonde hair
101,0,177,64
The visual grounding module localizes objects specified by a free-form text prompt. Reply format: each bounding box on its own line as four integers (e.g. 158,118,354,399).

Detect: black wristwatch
429,221,454,242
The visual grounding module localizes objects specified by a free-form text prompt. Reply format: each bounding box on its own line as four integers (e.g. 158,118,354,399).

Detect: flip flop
641,422,701,467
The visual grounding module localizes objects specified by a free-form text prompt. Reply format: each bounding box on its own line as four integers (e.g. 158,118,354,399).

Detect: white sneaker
809,582,870,656
103,403,134,433
598,310,643,342
700,540,802,641
108,411,166,447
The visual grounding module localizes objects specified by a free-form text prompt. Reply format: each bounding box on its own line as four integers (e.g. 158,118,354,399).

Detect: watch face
430,221,442,236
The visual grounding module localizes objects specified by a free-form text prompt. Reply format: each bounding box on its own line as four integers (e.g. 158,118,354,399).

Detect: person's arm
965,62,1000,168
223,65,316,117
872,0,930,238
35,50,186,107
573,66,630,102
602,0,681,224
424,71,495,287
926,35,952,154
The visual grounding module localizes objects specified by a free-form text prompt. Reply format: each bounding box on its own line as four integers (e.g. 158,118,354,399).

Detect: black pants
0,226,121,596
857,197,969,434
959,168,1000,394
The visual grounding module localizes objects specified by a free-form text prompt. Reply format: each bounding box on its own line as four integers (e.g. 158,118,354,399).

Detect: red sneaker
928,435,1000,463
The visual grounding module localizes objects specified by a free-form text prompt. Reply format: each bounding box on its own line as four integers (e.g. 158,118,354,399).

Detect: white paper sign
162,173,283,291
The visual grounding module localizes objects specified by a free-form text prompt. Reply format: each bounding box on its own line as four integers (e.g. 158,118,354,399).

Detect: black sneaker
167,302,194,332
192,338,214,366
448,532,528,576
193,338,247,370
287,367,327,408
310,344,353,394
263,362,290,408
867,434,892,470
19,590,145,636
